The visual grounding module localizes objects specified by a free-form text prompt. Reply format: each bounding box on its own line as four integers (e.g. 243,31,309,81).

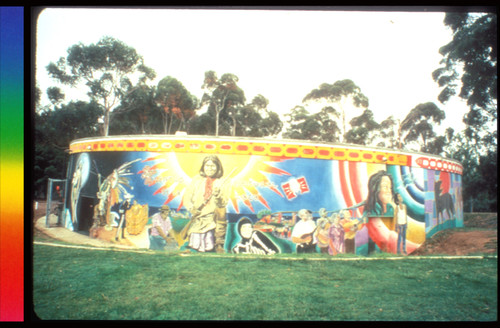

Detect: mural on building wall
424,170,463,237
63,139,462,256
231,217,280,255
68,153,91,227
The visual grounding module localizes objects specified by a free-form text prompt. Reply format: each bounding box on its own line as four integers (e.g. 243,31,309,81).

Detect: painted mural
63,137,463,256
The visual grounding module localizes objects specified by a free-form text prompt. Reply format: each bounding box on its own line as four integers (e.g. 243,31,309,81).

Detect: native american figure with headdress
95,159,140,229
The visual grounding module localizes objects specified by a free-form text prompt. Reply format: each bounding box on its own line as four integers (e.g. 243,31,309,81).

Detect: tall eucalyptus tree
201,71,245,136
46,36,156,136
303,79,369,142
155,76,198,134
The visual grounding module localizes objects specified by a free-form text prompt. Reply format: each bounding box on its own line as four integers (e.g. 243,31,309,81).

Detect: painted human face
378,175,393,205
300,210,313,221
397,193,403,203
203,160,218,178
240,223,253,239
161,208,170,219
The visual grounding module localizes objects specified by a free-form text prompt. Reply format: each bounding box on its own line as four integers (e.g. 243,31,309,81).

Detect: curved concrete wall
64,136,463,255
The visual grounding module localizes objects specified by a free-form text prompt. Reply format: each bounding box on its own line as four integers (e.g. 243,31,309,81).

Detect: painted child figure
394,193,408,255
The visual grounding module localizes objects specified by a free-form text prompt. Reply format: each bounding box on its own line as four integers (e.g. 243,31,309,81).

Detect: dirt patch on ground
412,213,497,256
32,201,497,255
411,229,497,256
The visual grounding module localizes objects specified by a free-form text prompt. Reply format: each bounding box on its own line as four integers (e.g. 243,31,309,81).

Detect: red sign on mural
297,177,310,193
282,177,310,200
282,182,296,200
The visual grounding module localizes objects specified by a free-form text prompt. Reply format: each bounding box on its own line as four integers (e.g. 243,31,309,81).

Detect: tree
34,100,103,197
186,112,215,136
46,86,65,106
302,79,369,142
231,104,263,137
232,95,283,137
399,102,445,153
154,76,198,134
345,109,380,146
444,129,497,212
109,84,163,135
313,106,342,142
376,115,399,148
433,13,497,212
46,36,156,136
260,111,283,137
474,149,497,212
422,126,455,157
283,106,318,140
201,71,245,136
283,106,340,142
38,100,103,148
432,12,497,156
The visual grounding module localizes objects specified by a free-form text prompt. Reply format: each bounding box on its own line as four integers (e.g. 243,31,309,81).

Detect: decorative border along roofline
68,135,463,175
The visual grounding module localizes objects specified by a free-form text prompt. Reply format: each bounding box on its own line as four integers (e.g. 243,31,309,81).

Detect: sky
35,7,472,134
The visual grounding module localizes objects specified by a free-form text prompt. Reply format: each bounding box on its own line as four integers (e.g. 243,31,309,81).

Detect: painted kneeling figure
149,205,172,251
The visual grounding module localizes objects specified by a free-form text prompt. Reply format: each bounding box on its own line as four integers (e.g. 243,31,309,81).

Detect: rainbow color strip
0,7,24,322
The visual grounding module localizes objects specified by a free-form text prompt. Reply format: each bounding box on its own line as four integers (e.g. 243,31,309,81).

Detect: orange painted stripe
68,138,463,174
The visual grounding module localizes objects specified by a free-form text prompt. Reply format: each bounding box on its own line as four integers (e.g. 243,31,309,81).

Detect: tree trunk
397,123,403,149
177,115,185,133
341,113,346,143
168,113,174,135
421,134,427,153
103,110,110,136
215,109,220,136
163,113,168,134
231,113,237,137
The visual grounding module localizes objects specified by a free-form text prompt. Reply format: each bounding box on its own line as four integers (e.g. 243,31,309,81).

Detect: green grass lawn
32,243,497,321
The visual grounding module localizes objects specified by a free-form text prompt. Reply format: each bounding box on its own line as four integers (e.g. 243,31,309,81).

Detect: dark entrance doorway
78,196,95,232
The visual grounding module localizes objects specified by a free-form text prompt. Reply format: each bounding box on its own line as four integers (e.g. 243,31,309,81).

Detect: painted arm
252,233,276,255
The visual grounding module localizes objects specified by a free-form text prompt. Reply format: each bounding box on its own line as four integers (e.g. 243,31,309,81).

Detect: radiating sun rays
139,153,292,213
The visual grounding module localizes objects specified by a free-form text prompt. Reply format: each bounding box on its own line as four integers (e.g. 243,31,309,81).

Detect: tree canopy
109,84,163,135
400,102,445,153
46,36,156,136
432,12,497,212
34,99,103,197
231,95,283,137
302,79,369,142
200,71,246,136
345,109,380,146
432,12,497,155
376,115,398,148
155,76,198,134
283,106,340,142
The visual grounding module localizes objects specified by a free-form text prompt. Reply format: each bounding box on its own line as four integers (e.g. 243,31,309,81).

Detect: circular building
62,135,463,255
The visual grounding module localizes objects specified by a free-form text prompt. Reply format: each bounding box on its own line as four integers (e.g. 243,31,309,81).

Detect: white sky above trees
35,7,471,134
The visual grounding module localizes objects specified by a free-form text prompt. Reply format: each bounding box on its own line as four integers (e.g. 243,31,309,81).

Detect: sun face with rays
138,152,292,213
